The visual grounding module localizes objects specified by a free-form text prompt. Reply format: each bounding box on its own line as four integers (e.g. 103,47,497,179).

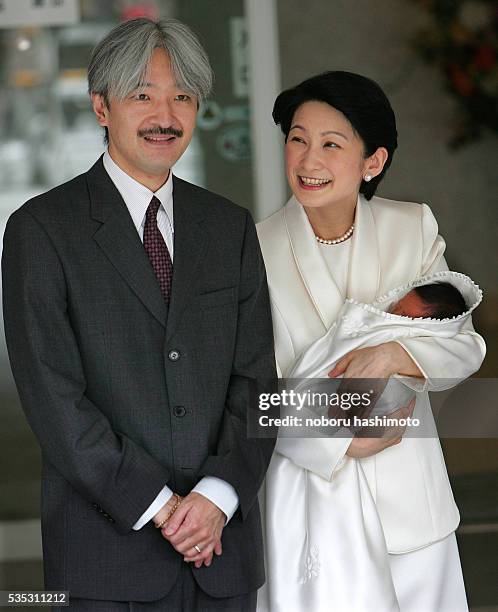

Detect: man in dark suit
2,18,276,611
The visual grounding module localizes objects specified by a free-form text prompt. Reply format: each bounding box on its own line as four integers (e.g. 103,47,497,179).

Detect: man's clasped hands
153,492,226,569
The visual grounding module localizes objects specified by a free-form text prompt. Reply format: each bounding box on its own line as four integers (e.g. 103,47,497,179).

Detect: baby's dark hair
413,282,467,320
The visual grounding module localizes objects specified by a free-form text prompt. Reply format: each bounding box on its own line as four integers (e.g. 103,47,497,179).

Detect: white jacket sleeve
271,301,352,480
396,204,486,392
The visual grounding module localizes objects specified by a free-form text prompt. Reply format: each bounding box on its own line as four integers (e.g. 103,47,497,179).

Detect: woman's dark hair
413,282,468,320
272,71,398,199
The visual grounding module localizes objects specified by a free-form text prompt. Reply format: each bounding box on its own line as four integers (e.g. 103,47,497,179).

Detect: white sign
230,17,248,98
0,0,80,28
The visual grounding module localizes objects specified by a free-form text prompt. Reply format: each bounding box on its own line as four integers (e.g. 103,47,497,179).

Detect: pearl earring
364,174,372,182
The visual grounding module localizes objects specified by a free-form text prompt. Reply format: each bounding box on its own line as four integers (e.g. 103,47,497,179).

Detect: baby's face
389,290,428,318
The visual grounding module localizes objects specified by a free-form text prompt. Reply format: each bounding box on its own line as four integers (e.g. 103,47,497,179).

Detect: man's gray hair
88,18,213,104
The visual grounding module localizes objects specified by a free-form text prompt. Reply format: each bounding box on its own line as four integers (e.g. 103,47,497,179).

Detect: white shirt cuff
132,485,173,530
192,476,239,524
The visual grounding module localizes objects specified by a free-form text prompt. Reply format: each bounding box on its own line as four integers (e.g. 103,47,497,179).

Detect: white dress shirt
102,151,239,529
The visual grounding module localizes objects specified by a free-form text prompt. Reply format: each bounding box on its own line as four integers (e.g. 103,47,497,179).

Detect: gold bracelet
155,493,182,529
155,516,168,529
164,493,182,522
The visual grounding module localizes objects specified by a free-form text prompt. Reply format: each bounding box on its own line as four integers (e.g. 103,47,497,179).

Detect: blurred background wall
0,0,496,609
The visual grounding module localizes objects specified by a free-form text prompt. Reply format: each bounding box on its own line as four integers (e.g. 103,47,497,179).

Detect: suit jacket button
168,350,180,362
173,406,186,418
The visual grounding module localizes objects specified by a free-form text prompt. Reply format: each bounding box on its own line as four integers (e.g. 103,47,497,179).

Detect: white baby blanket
286,271,482,420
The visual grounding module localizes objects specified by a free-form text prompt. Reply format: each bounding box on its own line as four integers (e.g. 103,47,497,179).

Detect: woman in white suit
256,72,486,612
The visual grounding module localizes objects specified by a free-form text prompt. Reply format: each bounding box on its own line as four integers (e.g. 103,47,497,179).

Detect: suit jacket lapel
165,176,208,342
88,157,168,327
284,196,343,329
348,195,381,303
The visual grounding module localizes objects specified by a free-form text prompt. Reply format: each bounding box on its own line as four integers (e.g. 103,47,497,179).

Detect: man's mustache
138,126,183,138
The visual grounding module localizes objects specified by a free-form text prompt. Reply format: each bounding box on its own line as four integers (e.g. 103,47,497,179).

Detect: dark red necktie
143,196,173,303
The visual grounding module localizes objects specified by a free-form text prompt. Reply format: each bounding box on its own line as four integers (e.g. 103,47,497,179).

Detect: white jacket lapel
348,195,381,303
284,196,344,329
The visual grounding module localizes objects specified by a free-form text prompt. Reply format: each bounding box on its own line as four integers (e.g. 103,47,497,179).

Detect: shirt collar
102,150,174,232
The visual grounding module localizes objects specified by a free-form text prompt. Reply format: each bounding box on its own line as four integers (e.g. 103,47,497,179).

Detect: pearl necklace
315,224,354,245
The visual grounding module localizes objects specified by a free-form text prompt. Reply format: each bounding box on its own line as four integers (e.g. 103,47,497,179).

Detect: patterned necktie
143,196,173,303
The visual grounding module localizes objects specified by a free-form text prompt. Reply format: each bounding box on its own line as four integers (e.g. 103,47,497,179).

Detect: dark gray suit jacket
2,157,276,601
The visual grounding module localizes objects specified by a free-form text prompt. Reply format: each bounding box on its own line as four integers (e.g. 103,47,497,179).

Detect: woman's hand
327,343,421,459
328,341,423,379
346,398,416,458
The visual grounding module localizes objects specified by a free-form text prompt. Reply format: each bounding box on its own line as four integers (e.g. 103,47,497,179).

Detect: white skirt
389,532,467,612
257,453,468,612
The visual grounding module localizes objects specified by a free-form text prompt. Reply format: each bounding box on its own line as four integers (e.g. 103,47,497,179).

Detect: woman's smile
298,176,332,189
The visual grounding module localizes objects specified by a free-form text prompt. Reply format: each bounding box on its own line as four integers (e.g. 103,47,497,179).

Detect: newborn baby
286,271,482,424
388,282,467,319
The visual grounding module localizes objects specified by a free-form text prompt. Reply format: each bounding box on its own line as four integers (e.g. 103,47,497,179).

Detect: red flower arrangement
411,0,497,147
